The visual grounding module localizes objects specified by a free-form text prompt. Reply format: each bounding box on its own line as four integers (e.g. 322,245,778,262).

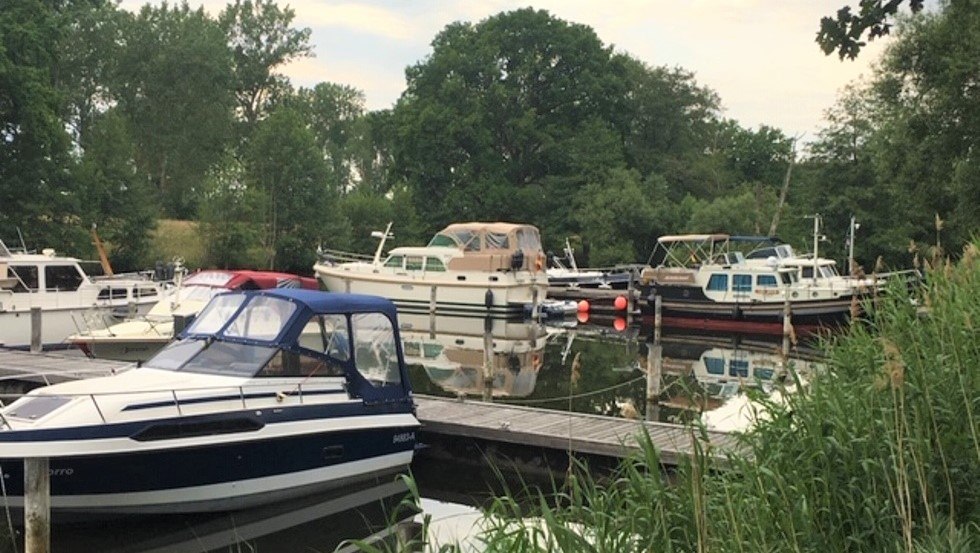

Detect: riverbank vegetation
2,1,976,274
469,242,979,551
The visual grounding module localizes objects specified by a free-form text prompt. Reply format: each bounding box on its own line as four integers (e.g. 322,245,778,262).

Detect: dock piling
30,307,41,353
24,457,50,553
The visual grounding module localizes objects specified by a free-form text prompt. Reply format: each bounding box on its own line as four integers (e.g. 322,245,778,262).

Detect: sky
120,0,898,140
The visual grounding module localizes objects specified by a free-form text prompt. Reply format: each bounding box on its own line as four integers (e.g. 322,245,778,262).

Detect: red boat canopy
183,270,318,291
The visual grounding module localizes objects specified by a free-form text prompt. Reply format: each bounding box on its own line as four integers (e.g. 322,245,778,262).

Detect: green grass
465,242,980,552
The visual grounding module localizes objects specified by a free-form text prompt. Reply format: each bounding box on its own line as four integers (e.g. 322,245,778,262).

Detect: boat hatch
6,396,72,420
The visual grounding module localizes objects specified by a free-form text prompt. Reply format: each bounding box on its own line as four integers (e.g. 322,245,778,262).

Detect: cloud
292,1,419,41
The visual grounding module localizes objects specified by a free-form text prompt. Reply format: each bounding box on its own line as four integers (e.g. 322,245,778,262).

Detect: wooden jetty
0,349,130,386
414,394,739,466
0,350,738,467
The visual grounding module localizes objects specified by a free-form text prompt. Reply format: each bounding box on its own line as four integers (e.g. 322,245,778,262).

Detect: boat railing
317,248,376,264
0,376,345,426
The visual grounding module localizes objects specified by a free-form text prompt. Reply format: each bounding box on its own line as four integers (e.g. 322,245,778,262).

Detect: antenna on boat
371,223,394,266
807,214,827,284
563,238,578,271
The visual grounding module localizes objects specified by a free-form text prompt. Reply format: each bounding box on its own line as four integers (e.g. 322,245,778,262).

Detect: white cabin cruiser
68,269,318,362
0,289,419,515
314,222,549,317
637,234,865,325
0,240,169,349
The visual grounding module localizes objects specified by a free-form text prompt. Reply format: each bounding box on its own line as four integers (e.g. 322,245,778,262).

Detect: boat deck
414,394,740,466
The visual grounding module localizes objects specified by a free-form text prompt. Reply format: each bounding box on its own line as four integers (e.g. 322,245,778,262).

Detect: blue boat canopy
149,289,410,402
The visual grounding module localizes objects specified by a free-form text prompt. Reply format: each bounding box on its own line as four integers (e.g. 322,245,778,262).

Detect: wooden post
24,457,50,553
30,307,42,353
782,295,792,358
482,318,494,402
646,295,662,422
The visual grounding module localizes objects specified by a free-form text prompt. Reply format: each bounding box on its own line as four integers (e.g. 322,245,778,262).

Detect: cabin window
516,228,542,250
733,275,752,292
97,287,129,300
704,357,725,375
383,255,404,268
7,265,38,293
427,233,456,247
707,274,728,291
259,349,344,378
801,267,814,279
730,360,750,378
424,257,446,272
780,272,796,285
225,296,297,340
138,287,158,298
486,232,510,250
188,294,247,335
405,256,424,271
45,265,84,292
352,313,401,387
757,275,778,287
756,368,774,380
820,266,838,278
298,314,350,361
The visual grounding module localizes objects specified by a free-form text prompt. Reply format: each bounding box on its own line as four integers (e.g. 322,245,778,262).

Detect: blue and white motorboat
0,289,419,515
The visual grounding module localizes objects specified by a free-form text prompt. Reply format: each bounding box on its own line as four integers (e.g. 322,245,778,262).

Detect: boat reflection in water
645,330,825,432
399,313,548,400
50,478,418,553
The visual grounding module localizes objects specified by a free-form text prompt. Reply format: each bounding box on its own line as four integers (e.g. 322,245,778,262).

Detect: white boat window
424,257,446,272
145,339,207,370
707,274,728,291
187,294,248,335
780,272,795,285
259,350,344,378
757,274,778,287
179,341,278,376
733,274,752,292
298,314,350,361
820,266,839,278
97,287,130,300
138,287,159,298
8,265,38,293
802,267,814,279
45,264,85,292
406,256,424,270
486,232,510,250
730,360,750,377
384,255,404,268
225,296,297,340
352,313,401,387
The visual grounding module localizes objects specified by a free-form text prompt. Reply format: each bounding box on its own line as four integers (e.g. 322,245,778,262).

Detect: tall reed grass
472,242,980,552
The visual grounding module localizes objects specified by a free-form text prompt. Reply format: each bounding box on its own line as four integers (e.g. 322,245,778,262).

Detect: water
16,313,826,552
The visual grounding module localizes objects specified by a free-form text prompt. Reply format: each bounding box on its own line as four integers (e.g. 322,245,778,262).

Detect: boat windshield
144,338,279,377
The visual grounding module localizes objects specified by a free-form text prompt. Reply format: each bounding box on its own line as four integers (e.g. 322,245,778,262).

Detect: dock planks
0,349,131,385
414,394,740,466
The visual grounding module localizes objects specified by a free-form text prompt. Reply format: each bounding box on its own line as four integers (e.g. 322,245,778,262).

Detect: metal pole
30,307,42,353
848,215,857,277
24,457,50,553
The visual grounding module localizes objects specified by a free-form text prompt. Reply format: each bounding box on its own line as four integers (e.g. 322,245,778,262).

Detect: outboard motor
510,249,525,271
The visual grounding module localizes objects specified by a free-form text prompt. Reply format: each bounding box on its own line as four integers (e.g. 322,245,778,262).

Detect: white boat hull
315,263,548,317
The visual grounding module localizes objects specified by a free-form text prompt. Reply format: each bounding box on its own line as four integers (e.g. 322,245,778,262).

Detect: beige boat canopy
428,223,543,253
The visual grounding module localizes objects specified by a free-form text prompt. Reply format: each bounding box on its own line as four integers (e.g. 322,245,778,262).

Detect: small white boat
0,288,419,515
314,222,549,317
68,269,319,362
547,238,634,290
0,240,169,349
